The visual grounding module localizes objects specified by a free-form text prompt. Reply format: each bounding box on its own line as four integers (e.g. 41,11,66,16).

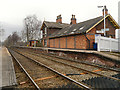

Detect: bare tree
23,15,42,43
4,35,12,46
21,29,27,42
11,31,21,45
4,31,21,46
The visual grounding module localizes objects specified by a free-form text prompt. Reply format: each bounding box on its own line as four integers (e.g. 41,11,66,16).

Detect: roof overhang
29,40,39,41
41,21,46,30
108,15,120,29
41,21,62,30
49,32,85,39
86,14,120,33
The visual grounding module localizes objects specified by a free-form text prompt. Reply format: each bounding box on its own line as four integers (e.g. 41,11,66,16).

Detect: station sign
96,28,109,33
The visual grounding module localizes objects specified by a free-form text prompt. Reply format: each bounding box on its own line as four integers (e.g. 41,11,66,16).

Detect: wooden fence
95,35,119,52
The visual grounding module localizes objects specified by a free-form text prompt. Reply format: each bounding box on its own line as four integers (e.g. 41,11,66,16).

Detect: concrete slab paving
0,47,17,88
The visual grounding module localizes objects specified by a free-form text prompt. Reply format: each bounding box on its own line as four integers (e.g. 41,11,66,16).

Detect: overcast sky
0,0,120,41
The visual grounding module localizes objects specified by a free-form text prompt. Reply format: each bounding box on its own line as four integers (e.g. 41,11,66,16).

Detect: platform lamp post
0,28,4,47
98,5,106,36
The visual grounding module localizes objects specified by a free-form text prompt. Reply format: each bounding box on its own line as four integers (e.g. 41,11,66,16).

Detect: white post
104,6,106,36
98,35,101,51
110,38,112,52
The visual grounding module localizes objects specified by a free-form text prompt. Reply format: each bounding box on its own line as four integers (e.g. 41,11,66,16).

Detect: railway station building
41,6,119,50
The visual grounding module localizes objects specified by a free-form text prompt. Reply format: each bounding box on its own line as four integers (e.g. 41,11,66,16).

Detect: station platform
0,47,17,88
94,51,119,63
17,46,120,63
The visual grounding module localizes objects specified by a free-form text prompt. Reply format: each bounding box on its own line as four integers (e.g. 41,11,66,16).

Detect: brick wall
87,27,96,49
49,39,54,48
47,39,50,47
96,18,116,38
60,37,66,48
49,35,88,49
55,38,59,48
67,36,74,48
75,35,87,49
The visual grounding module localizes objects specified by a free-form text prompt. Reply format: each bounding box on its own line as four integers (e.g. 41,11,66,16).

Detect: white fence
95,36,120,52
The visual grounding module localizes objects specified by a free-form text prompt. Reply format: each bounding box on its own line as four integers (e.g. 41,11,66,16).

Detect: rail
9,48,92,89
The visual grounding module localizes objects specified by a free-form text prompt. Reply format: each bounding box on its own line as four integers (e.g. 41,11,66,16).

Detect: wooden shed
29,40,39,47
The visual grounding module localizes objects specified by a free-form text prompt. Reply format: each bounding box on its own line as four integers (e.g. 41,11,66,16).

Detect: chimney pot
71,14,76,24
56,14,62,24
72,14,74,18
102,6,108,16
74,15,75,18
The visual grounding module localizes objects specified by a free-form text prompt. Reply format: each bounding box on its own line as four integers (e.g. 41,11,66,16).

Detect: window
45,27,47,37
41,31,43,38
79,26,84,30
44,39,47,46
73,29,77,31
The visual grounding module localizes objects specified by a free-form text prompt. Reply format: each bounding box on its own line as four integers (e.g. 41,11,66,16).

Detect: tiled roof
49,16,103,38
44,21,70,29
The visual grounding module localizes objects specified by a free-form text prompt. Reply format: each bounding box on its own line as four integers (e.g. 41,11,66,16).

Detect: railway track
14,48,119,74
46,52,120,72
16,47,120,72
11,48,120,87
9,49,91,89
12,56,36,89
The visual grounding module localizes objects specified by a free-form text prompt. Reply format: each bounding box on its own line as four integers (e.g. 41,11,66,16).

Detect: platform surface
19,46,120,62
0,47,17,88
94,51,119,62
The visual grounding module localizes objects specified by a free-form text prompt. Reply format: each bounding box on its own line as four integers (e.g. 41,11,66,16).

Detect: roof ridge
44,21,69,25
77,16,103,24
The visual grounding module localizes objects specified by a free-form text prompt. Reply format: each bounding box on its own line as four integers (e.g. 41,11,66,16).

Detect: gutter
84,34,90,49
49,32,84,39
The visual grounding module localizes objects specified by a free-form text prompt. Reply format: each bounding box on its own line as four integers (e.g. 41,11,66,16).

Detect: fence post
98,36,101,51
110,38,112,52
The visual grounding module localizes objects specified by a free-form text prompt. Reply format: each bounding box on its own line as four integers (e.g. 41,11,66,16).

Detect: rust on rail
20,75,57,85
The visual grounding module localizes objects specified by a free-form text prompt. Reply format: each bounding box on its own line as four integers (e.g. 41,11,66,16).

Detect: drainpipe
84,34,90,49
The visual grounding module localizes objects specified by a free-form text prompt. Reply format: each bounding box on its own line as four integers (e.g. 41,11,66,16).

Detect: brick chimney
102,6,108,16
70,14,76,24
56,15,62,24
